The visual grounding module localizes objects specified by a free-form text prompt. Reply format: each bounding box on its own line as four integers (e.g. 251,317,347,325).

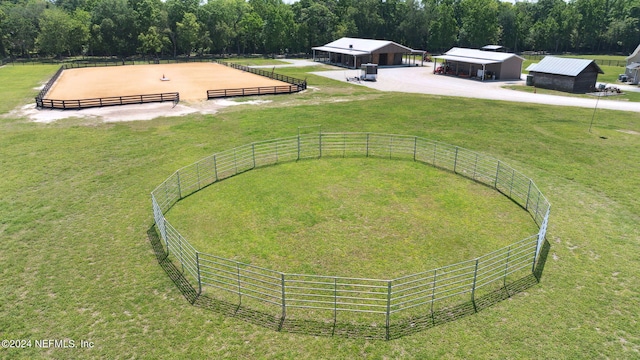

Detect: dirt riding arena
46,62,291,101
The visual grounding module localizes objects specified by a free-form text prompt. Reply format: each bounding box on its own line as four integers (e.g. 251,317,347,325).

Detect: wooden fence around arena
210,60,307,99
36,92,179,110
207,85,302,99
34,60,306,110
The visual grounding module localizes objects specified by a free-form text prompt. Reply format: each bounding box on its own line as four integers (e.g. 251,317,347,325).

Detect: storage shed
312,37,424,69
625,44,640,84
526,56,604,93
432,47,524,81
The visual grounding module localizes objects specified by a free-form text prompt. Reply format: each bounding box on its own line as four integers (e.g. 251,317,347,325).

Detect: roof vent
349,44,353,49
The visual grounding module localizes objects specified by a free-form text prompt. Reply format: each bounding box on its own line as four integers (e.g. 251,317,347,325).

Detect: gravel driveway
310,63,640,113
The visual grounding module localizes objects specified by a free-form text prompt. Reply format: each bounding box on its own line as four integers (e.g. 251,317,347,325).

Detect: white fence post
533,207,550,271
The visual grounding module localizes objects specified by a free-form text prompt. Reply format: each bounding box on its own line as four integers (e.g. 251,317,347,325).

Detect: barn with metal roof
432,47,524,81
526,56,604,93
625,44,640,84
312,37,424,69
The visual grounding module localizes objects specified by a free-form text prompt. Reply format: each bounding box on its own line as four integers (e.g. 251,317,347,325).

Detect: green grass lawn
503,84,640,102
221,57,291,66
0,64,59,113
1,64,639,358
166,158,537,279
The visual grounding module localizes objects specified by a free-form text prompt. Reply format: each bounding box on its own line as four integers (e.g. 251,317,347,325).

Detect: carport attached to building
312,37,424,69
432,48,524,81
432,55,504,80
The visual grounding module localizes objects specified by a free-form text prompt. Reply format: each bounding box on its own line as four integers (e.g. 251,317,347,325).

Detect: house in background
432,47,524,81
625,44,640,84
312,37,424,69
526,56,604,93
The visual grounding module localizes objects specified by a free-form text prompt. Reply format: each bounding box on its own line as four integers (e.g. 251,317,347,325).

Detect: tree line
1,0,638,59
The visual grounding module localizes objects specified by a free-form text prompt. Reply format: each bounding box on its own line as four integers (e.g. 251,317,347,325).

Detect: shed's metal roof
626,44,640,61
526,56,604,76
443,47,524,62
313,37,415,54
432,54,501,65
311,46,369,56
481,45,504,51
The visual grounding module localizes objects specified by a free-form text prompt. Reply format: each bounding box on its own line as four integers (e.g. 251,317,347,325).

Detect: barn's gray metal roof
312,37,416,54
443,47,524,62
311,46,369,56
626,44,640,61
526,56,604,76
432,47,523,65
481,45,504,51
432,54,501,65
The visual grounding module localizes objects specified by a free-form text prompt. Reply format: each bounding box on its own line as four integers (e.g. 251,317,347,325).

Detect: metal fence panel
150,132,551,330
285,274,388,314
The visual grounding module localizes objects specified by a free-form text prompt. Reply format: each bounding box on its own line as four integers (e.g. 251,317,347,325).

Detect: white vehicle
361,63,378,81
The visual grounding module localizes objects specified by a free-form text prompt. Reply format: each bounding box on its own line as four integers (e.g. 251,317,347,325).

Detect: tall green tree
37,8,73,58
176,12,199,56
250,0,295,53
238,10,264,54
350,0,383,38
200,0,253,54
497,2,518,52
1,0,47,57
378,0,405,40
131,0,167,38
398,0,432,50
138,26,169,56
90,0,137,55
68,9,90,55
574,0,607,52
0,7,6,56
165,0,199,56
458,0,500,47
428,0,458,51
294,0,339,49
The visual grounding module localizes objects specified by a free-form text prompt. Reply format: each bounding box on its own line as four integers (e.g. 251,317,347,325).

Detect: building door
379,53,388,66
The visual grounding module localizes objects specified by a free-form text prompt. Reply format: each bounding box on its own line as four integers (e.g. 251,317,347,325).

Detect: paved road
294,61,640,113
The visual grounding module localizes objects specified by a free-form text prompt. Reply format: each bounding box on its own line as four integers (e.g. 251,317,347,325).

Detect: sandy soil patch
46,63,290,101
6,99,272,123
617,129,640,135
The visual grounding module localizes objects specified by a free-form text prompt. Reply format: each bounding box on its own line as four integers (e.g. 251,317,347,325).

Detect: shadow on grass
148,226,550,340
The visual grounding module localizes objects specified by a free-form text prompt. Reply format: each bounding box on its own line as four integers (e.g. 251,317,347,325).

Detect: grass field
503,84,640,102
1,63,639,358
221,58,291,66
166,157,537,279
